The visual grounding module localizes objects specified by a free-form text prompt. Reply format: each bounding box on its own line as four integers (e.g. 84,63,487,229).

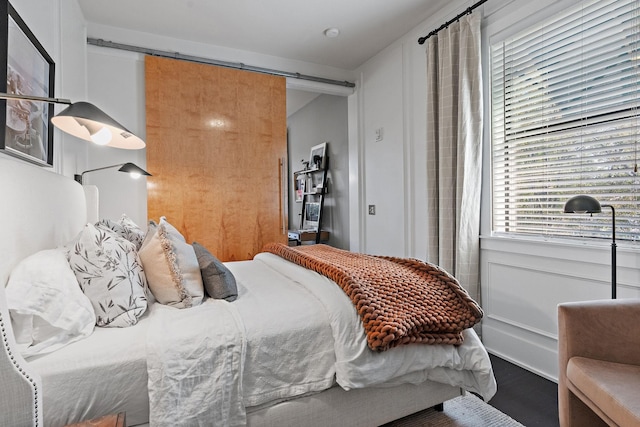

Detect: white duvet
146,252,497,426
146,301,247,426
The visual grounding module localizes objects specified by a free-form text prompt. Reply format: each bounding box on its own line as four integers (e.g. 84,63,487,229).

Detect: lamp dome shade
564,195,602,214
51,102,145,149
118,162,151,176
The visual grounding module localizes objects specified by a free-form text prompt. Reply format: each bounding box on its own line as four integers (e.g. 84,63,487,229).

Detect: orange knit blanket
263,243,483,351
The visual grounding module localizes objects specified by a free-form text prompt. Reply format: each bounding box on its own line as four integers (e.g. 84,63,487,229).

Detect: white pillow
139,217,204,308
66,223,148,327
6,248,95,358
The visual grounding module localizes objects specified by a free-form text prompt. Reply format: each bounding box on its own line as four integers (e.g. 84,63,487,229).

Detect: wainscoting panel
484,262,604,338
480,236,640,382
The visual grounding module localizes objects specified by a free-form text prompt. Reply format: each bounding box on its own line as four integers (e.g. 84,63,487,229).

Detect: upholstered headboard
0,157,89,427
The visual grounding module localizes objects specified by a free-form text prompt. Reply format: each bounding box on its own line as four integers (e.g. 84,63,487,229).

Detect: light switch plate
375,128,383,142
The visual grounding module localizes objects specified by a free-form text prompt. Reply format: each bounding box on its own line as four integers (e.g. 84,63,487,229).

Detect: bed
0,156,496,427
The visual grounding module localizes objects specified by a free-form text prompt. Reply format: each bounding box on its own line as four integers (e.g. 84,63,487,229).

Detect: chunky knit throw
263,243,483,351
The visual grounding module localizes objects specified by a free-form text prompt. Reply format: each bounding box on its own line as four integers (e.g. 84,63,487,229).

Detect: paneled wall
481,237,640,380
145,56,287,261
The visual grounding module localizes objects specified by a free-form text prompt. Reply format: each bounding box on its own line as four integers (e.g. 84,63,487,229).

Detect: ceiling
77,0,450,71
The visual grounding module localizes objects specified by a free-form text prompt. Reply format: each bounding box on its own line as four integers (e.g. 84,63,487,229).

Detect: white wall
84,46,148,226
358,46,406,256
348,0,476,259
351,0,640,383
7,0,87,179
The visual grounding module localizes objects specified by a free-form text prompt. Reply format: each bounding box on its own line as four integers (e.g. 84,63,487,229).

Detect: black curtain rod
418,0,488,45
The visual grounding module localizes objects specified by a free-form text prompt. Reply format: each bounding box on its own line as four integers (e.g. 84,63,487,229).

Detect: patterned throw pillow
192,242,238,301
96,214,146,250
66,223,148,327
138,217,204,308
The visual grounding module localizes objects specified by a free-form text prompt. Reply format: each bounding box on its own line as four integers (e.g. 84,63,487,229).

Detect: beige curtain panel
425,13,483,303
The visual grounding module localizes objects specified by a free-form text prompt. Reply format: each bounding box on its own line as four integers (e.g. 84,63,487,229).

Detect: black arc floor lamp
75,163,151,184
564,195,616,299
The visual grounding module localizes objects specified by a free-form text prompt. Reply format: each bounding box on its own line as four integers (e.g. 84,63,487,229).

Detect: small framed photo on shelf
295,175,305,202
309,142,327,170
0,0,55,167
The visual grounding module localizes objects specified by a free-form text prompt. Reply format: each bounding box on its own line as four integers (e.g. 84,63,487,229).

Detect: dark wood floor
488,354,559,427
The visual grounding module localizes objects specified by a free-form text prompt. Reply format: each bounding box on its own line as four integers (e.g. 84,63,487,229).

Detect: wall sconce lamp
564,195,616,299
74,162,151,185
0,92,145,149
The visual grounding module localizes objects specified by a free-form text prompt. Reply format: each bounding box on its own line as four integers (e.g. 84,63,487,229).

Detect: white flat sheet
146,300,246,426
146,259,339,426
27,310,152,427
228,259,336,407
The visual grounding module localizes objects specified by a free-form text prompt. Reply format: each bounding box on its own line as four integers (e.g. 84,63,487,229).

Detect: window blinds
491,0,640,241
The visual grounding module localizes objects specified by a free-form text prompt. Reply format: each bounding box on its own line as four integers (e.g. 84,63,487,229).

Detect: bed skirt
128,381,462,427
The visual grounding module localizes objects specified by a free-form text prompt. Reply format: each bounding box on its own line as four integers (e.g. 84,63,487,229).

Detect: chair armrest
558,298,640,367
558,299,640,426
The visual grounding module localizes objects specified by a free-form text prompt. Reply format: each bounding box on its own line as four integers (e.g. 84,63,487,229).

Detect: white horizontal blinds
491,0,640,241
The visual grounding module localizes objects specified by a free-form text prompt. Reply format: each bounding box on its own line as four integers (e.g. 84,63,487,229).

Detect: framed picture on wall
0,0,55,167
309,142,327,170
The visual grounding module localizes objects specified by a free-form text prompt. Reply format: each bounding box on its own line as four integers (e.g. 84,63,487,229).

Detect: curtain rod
87,38,356,88
418,0,488,45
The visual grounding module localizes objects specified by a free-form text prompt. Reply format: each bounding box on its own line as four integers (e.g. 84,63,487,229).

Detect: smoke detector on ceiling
323,28,340,38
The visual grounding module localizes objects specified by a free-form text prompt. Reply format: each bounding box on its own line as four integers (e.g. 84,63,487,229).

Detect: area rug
384,392,525,427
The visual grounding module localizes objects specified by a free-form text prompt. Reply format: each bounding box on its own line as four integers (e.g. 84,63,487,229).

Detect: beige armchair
558,299,640,427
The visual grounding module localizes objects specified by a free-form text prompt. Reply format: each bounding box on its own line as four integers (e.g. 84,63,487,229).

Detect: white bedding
29,252,496,427
146,300,246,426
252,253,496,399
146,257,339,426
27,312,152,426
147,254,496,425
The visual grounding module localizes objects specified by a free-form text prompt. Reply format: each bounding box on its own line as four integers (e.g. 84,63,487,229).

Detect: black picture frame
309,142,326,171
0,0,55,167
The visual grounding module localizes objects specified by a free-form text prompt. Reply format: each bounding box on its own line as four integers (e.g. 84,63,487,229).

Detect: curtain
426,13,483,303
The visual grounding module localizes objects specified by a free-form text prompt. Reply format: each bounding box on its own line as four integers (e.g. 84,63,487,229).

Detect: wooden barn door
145,56,287,261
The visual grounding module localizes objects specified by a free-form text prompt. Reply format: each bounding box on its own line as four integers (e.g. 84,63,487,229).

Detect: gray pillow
192,242,238,302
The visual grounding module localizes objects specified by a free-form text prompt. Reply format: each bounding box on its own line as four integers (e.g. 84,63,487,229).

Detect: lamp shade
118,162,151,177
563,195,602,214
563,194,617,299
51,102,145,149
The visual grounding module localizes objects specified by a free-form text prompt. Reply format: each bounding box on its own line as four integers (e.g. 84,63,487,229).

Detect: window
491,0,640,241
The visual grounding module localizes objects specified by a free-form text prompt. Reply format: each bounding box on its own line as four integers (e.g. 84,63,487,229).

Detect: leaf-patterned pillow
66,223,148,327
96,214,145,250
